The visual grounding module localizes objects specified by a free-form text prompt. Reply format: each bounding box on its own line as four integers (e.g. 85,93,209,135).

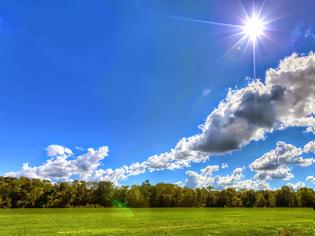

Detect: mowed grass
0,208,314,236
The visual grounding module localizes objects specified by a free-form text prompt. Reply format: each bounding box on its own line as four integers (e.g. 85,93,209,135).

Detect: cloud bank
5,53,315,186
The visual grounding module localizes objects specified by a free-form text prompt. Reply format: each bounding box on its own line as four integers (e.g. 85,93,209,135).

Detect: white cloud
72,146,109,179
145,138,209,171
287,181,305,191
75,146,85,151
202,88,211,96
46,145,73,157
221,163,229,169
136,53,315,173
126,162,147,176
185,165,220,188
6,146,109,182
303,140,315,153
250,141,313,180
184,166,269,190
200,165,220,175
174,181,185,187
5,53,315,185
250,142,303,170
306,176,315,185
254,167,294,181
291,27,315,50
91,167,128,185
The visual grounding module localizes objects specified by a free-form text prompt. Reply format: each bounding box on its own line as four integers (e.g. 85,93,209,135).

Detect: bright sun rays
242,15,266,41
240,13,268,78
173,2,276,79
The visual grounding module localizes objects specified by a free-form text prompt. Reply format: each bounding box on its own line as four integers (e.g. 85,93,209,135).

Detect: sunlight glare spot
243,15,265,41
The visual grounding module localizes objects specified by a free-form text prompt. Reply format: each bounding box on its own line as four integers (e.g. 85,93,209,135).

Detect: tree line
0,177,314,208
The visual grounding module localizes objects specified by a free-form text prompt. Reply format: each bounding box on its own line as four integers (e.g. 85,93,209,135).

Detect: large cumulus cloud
128,52,315,175
6,146,109,182
188,53,315,155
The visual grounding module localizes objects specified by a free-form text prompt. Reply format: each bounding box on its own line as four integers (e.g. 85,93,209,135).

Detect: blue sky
0,0,314,189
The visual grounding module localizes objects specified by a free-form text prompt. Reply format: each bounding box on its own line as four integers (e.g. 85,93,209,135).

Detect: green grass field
0,208,314,236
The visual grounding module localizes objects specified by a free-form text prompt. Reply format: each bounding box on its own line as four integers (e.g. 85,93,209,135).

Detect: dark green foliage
0,176,314,208
93,181,114,207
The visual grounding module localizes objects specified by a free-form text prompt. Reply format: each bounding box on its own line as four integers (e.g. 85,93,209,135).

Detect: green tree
240,190,256,207
276,186,296,207
93,181,114,207
254,192,266,207
296,188,315,207
126,186,148,207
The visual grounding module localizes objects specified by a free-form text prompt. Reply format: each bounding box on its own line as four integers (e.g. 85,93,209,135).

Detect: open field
0,208,314,236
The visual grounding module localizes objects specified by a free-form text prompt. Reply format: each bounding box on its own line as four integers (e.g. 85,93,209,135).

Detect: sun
173,2,276,78
242,15,265,41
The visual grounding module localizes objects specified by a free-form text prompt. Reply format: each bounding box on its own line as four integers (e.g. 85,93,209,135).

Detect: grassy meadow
0,208,314,236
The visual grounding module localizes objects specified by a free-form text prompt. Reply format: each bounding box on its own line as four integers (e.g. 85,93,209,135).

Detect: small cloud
184,166,269,190
202,88,211,97
303,140,315,154
75,146,85,151
250,141,314,181
174,181,184,187
290,26,315,51
304,28,315,38
287,181,305,191
46,145,73,157
306,176,315,185
221,163,229,169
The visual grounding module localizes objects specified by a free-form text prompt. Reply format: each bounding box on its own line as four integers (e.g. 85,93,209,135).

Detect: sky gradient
0,0,314,190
